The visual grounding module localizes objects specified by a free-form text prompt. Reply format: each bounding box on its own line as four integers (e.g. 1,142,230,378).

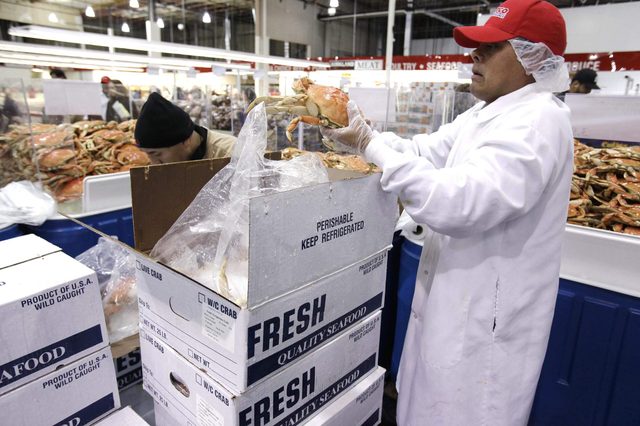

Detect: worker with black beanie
134,92,236,164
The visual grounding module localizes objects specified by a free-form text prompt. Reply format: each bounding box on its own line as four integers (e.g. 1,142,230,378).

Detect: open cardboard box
129,156,397,393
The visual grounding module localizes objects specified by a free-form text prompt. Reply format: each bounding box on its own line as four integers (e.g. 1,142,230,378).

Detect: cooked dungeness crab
247,77,349,142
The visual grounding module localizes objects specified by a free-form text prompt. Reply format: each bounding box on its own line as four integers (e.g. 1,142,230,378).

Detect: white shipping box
306,366,384,426
131,163,398,309
156,367,384,426
0,234,108,395
114,348,143,391
0,346,120,426
94,406,148,425
137,249,388,393
142,311,381,426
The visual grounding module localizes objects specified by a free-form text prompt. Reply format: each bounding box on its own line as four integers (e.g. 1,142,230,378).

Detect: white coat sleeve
364,123,562,238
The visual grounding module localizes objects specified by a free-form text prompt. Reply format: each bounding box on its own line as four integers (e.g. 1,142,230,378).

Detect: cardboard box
142,311,381,426
114,348,143,392
306,366,384,426
94,406,148,425
0,234,108,395
130,159,397,308
138,249,387,393
156,368,384,426
0,346,120,426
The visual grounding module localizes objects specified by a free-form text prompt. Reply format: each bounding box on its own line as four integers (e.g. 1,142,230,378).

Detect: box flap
0,234,60,269
130,158,230,252
130,153,282,253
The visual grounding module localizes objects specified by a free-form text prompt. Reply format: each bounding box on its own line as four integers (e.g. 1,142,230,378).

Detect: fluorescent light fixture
85,6,95,18
0,57,142,72
328,7,336,16
177,23,184,31
202,12,211,24
0,41,253,71
0,51,156,70
330,0,339,7
157,18,164,29
121,22,130,33
129,0,139,8
48,13,58,23
9,25,331,68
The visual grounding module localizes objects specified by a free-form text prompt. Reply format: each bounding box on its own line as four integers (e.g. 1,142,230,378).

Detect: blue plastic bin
25,207,134,257
0,224,24,242
390,238,423,379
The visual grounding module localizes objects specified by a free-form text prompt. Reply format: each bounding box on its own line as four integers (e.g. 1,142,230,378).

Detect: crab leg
286,116,327,142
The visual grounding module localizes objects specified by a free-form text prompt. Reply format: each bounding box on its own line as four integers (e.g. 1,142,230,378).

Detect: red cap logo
493,7,509,19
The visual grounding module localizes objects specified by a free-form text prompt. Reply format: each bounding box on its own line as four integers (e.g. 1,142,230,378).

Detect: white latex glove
320,100,374,155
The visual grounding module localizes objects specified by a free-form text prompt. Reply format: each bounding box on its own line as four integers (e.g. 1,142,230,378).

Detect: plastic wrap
150,103,329,307
76,237,138,342
0,180,56,228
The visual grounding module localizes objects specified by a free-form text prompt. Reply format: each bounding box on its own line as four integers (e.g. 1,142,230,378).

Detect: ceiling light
0,51,154,69
0,41,254,71
328,7,336,16
202,12,211,24
121,22,130,33
85,6,95,18
0,57,142,72
157,18,164,29
48,13,58,23
9,25,331,69
129,0,139,8
177,23,184,31
330,0,339,7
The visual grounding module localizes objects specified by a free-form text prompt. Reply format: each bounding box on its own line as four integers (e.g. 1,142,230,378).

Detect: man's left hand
320,100,374,155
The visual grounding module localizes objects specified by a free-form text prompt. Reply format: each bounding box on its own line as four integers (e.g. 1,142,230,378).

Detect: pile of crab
569,140,640,235
281,147,379,175
0,119,149,203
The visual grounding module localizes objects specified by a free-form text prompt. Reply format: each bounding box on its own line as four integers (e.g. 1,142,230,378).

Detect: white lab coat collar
474,82,545,123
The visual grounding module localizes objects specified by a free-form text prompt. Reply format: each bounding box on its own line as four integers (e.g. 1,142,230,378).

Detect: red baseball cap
453,0,567,56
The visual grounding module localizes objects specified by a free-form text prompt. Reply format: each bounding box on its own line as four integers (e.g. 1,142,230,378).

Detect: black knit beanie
134,92,194,148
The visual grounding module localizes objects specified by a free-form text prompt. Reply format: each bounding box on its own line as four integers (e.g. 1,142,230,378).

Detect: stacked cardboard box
130,159,397,425
0,234,120,425
94,406,148,425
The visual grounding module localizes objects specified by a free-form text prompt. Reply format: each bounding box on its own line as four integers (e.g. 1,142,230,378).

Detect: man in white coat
321,0,573,424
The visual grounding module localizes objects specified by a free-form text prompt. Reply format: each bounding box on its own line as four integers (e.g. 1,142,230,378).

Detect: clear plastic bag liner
0,180,56,228
150,103,329,307
76,237,138,342
509,38,570,93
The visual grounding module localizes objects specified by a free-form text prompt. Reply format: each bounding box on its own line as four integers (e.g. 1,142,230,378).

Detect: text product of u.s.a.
141,311,382,426
0,234,108,395
0,346,120,425
137,249,388,393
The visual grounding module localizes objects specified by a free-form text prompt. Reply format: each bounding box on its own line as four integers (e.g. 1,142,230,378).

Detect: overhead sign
354,59,383,70
43,80,102,116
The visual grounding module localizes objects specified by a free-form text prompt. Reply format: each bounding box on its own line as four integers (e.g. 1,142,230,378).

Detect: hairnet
508,38,570,93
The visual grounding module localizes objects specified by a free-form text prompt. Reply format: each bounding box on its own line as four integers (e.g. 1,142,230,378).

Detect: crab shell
56,177,84,202
38,148,76,169
293,77,349,127
115,144,150,166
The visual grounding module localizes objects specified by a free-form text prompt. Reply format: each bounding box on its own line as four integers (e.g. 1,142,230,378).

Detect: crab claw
246,96,284,113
